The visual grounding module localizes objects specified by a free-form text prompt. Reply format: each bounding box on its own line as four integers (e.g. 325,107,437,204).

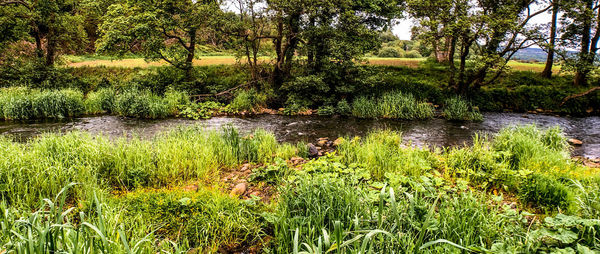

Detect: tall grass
443,96,483,121
337,130,438,179
0,87,190,120
492,125,572,172
351,91,434,120
0,87,85,120
0,184,187,253
227,88,267,113
84,87,116,114
119,188,263,251
0,126,296,209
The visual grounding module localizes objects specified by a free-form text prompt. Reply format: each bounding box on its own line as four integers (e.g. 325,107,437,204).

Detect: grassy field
64,55,553,72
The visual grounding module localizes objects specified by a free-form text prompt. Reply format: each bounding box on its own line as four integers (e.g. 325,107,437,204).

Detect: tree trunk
541,0,559,78
184,29,197,81
574,0,594,86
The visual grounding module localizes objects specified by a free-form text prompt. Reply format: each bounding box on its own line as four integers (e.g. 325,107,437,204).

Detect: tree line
0,0,599,94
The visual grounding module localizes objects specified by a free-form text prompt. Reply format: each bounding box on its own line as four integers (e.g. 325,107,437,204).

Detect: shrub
336,99,351,115
378,47,402,58
443,96,483,121
163,89,190,115
520,173,575,212
280,75,329,108
227,89,266,113
317,105,335,116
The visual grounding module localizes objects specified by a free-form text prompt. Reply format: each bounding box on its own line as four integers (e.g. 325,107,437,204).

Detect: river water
0,113,598,158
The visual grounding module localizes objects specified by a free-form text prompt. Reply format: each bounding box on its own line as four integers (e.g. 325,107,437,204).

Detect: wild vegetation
0,125,598,252
1,0,600,253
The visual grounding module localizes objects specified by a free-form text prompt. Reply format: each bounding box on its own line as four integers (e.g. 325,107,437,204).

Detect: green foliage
119,188,263,251
114,89,169,119
338,130,438,179
336,99,352,115
352,91,434,119
492,125,573,172
0,127,296,209
317,105,336,116
0,184,186,254
520,174,575,212
178,101,223,120
0,87,85,120
227,89,267,113
281,75,329,108
84,87,116,114
443,96,483,121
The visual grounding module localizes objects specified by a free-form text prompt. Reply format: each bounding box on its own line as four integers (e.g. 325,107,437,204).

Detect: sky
392,9,553,40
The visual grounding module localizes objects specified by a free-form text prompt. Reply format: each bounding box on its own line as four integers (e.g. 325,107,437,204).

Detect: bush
281,75,329,108
336,99,351,115
443,96,483,121
317,105,335,116
378,47,402,58
227,89,266,113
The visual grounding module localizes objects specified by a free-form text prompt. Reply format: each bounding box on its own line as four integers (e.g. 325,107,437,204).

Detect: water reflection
0,113,598,158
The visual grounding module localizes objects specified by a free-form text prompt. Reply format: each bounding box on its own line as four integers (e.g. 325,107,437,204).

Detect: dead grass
66,55,556,73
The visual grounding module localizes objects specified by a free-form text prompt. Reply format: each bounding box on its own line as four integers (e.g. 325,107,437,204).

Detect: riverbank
1,125,598,252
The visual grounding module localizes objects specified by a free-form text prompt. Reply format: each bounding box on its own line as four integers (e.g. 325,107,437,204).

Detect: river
0,112,598,158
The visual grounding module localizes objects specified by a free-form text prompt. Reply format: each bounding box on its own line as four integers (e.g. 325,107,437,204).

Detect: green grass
351,91,434,120
1,125,599,253
443,96,483,121
0,126,296,209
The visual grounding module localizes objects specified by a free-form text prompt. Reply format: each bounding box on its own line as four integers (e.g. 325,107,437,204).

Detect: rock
333,137,345,147
230,183,247,197
568,138,583,146
240,163,250,172
289,156,305,165
536,108,544,113
317,139,328,146
308,143,319,157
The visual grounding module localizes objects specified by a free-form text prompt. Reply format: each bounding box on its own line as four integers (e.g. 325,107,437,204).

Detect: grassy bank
1,125,598,252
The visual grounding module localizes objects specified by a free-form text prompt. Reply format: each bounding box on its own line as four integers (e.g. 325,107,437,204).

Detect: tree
0,0,87,67
541,0,561,78
96,0,222,81
560,0,600,86
409,0,549,94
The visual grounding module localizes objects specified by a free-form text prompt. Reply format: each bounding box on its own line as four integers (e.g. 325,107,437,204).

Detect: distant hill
511,48,548,62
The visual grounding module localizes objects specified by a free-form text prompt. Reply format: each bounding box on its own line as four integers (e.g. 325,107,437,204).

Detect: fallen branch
190,80,258,102
560,86,600,106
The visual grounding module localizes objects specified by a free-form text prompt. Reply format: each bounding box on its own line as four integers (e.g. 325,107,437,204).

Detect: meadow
0,125,598,253
63,55,553,73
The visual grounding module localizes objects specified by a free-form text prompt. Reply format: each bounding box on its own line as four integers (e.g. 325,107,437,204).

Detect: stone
308,143,319,157
317,139,328,146
230,183,247,197
568,138,583,146
240,163,251,172
333,137,345,147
